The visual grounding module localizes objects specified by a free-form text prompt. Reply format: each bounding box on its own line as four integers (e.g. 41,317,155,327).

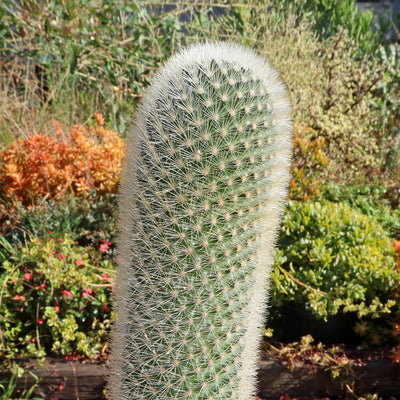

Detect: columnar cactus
109,42,292,400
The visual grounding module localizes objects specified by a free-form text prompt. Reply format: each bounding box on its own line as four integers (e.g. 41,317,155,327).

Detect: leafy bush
271,201,399,321
0,193,118,265
372,44,400,196
373,44,400,142
289,123,328,201
269,0,387,55
321,183,400,239
295,31,385,180
0,113,124,206
20,193,118,247
0,233,114,363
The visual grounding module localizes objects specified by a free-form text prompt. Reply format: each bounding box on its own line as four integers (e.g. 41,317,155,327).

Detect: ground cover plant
0,232,114,363
0,0,399,398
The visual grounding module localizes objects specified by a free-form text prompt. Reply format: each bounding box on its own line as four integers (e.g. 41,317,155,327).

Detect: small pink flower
101,273,111,282
58,253,65,260
38,283,46,291
99,244,109,252
75,259,84,266
14,294,26,301
61,289,73,297
83,287,93,298
57,238,63,242
37,318,44,325
24,273,32,281
54,306,60,312
51,250,56,255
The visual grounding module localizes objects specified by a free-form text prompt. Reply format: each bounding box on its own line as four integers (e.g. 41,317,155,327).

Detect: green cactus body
109,42,292,400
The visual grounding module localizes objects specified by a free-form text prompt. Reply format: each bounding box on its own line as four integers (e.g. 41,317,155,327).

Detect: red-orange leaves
0,113,124,205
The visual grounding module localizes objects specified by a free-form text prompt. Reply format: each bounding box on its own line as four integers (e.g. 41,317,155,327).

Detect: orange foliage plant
0,113,124,206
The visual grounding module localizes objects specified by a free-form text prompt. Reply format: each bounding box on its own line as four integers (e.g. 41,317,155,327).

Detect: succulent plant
109,42,292,400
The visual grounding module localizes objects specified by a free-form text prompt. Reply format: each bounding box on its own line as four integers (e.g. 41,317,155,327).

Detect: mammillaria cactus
109,42,292,400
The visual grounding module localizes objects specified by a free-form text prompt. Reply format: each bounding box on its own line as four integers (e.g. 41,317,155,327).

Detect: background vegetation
0,0,399,397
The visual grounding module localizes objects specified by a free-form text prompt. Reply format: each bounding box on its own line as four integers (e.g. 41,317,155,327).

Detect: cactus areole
109,42,292,400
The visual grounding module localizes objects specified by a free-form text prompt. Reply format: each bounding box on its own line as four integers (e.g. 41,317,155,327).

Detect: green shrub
0,193,118,263
271,201,399,321
0,233,114,363
372,44,400,182
321,183,400,239
20,193,118,247
373,44,400,133
292,31,385,180
268,0,387,55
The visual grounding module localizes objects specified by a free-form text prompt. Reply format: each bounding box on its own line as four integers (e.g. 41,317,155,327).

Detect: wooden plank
0,359,108,400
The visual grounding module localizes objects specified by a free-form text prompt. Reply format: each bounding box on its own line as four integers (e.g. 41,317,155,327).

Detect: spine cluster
109,42,292,400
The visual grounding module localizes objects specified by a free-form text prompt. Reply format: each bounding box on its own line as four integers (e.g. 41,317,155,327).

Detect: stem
278,265,328,296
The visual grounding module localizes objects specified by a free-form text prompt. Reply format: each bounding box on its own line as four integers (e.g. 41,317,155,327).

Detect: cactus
109,42,292,400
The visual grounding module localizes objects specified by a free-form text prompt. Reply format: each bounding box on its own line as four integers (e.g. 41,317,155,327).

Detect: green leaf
44,18,51,34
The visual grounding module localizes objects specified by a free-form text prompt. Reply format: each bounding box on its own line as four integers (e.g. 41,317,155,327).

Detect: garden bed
1,351,399,400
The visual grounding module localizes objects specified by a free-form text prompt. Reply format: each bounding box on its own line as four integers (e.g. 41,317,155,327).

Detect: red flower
83,287,93,298
99,243,109,252
58,253,65,260
61,289,73,297
14,294,26,301
75,259,84,266
38,283,46,291
54,306,60,312
101,273,111,282
24,272,32,281
37,318,44,325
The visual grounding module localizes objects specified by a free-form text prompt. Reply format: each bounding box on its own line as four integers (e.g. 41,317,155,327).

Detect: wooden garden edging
1,357,400,399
